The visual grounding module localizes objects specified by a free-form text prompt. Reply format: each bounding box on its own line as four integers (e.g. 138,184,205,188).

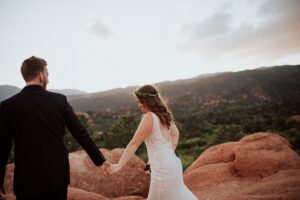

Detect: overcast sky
1,0,300,92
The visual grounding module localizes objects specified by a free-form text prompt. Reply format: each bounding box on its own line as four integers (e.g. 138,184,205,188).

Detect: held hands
101,161,112,176
101,161,147,176
100,161,121,176
106,164,122,175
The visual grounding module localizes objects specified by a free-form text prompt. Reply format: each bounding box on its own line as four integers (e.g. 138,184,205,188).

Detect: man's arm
0,102,12,195
64,98,106,166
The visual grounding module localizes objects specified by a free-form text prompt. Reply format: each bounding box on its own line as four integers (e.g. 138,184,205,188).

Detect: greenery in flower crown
135,91,158,97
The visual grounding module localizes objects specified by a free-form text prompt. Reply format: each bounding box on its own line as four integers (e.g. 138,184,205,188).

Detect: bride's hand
107,164,122,175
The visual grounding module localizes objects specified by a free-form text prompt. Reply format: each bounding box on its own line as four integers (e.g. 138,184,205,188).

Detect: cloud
180,0,300,60
87,18,113,38
181,13,232,40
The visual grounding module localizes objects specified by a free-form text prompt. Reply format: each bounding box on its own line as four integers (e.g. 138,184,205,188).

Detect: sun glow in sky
1,0,300,92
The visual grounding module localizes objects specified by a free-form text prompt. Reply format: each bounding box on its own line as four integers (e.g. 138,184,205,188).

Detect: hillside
56,65,300,171
49,89,87,96
4,65,300,170
68,65,300,112
0,85,21,102
0,86,87,101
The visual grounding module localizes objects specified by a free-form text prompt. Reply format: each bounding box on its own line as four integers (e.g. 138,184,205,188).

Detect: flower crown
135,91,158,97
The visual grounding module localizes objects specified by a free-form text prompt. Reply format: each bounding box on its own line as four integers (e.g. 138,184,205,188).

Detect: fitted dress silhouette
144,112,198,200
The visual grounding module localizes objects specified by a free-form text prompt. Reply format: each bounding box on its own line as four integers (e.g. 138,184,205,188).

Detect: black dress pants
16,187,67,200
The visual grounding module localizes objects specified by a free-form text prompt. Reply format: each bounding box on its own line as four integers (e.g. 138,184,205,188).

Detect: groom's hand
101,161,112,176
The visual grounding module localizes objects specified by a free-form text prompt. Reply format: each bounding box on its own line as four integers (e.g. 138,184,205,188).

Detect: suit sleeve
64,98,106,166
0,102,12,186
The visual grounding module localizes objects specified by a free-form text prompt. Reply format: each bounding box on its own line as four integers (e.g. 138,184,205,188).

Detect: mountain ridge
0,86,87,102
1,65,299,112
67,65,300,112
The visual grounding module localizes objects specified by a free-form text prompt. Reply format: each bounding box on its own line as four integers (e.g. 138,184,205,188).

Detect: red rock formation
3,163,13,193
290,115,300,123
69,148,150,198
4,148,150,199
184,132,300,200
2,188,146,200
68,187,109,200
112,196,146,200
5,133,300,199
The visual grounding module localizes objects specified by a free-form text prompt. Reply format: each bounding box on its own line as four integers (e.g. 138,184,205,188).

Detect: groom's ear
39,72,44,83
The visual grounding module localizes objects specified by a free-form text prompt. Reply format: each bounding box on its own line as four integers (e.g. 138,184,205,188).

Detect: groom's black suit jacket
0,85,106,195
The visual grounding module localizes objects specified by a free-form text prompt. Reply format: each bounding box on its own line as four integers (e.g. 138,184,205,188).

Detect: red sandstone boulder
290,115,300,123
229,169,300,199
112,196,146,200
1,193,15,200
234,133,300,177
2,164,14,200
1,188,146,200
69,148,150,198
5,132,300,200
3,163,13,193
3,148,150,199
68,187,108,200
184,132,300,200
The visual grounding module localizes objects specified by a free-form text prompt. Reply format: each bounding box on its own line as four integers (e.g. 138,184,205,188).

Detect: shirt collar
22,85,45,92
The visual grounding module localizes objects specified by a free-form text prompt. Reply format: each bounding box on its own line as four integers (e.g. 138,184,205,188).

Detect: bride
107,85,198,200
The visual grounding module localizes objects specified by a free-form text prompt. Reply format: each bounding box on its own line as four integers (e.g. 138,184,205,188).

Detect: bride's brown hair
135,85,173,129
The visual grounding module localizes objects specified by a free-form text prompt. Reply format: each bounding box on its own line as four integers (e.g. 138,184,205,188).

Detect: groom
0,56,111,200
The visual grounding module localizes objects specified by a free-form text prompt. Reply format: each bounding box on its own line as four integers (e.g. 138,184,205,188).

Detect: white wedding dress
144,112,198,200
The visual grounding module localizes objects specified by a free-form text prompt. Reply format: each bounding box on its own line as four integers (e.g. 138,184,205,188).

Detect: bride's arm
170,121,179,151
108,113,152,174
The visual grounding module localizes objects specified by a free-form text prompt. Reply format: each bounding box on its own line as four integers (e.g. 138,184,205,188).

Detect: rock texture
3,163,13,193
68,188,145,200
112,196,145,200
4,133,300,200
290,115,300,123
3,148,149,199
69,148,150,198
2,187,146,200
184,132,300,200
68,187,109,200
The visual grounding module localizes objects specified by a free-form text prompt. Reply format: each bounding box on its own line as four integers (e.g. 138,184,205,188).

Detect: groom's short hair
21,56,47,82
